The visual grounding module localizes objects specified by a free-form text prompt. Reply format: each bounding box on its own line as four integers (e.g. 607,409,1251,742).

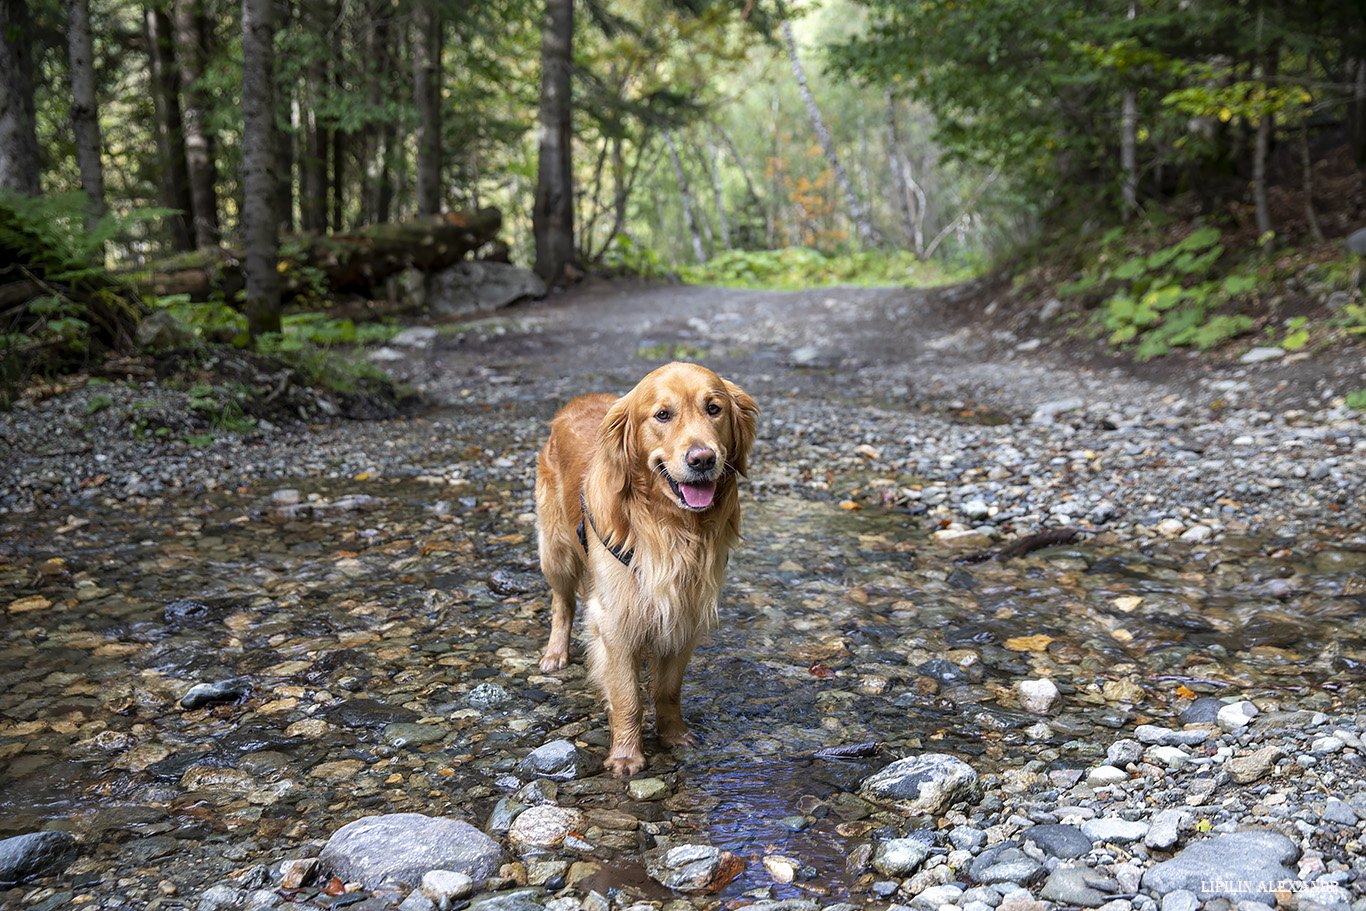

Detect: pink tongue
679,481,716,508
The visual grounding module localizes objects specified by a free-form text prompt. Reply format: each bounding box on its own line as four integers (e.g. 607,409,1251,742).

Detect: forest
2,0,1366,382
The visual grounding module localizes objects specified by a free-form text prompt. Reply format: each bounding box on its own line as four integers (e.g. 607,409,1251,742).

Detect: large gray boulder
429,262,545,316
320,813,502,891
1141,831,1299,904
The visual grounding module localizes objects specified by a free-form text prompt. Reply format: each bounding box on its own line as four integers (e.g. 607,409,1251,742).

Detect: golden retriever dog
535,362,758,777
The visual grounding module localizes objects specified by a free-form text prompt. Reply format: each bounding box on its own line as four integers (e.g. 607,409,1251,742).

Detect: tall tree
299,0,330,232
663,127,706,263
780,18,879,248
412,1,442,216
66,0,107,236
174,0,220,247
144,5,195,250
533,0,575,284
361,0,395,224
0,0,41,196
241,0,281,339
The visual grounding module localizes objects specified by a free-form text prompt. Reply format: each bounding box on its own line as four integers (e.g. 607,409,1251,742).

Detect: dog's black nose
686,447,717,472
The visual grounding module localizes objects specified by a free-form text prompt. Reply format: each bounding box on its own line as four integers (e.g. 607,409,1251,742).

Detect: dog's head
596,362,758,512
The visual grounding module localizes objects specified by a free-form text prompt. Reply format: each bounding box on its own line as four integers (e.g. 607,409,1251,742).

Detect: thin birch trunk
780,18,878,247
664,128,706,264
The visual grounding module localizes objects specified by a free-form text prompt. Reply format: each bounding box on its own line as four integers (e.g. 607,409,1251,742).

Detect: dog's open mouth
663,471,717,510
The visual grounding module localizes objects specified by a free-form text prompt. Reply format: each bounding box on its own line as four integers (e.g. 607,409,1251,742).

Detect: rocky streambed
1,282,1365,911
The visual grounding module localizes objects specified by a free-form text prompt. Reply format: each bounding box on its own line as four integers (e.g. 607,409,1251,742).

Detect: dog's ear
724,380,759,477
595,394,637,498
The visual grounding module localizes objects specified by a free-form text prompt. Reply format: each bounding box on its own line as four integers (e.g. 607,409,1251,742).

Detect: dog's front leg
652,644,698,749
587,617,646,777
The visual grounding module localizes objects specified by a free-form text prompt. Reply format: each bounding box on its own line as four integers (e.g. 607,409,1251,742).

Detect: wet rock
1141,832,1299,904
486,797,526,833
1041,867,1116,907
871,838,932,877
1179,697,1224,725
466,887,547,911
330,698,421,728
0,831,79,885
1017,679,1059,714
1082,818,1148,844
320,813,502,891
507,806,585,853
1147,745,1192,769
384,723,447,748
643,844,744,893
627,778,669,801
180,677,252,710
1022,824,1092,859
969,842,1044,885
488,568,541,596
1225,745,1281,783
860,753,982,814
468,682,511,710
516,740,597,780
950,826,987,852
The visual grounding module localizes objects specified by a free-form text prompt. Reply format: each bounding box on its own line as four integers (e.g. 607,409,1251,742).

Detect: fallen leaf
808,662,836,678
321,877,346,896
838,500,861,511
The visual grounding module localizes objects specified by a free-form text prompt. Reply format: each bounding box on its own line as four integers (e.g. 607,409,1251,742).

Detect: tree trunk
66,0,106,239
144,5,195,251
1299,117,1323,244
780,19,879,248
885,91,926,255
137,208,502,302
330,121,344,230
1120,2,1138,220
663,128,706,264
241,0,281,340
0,0,41,196
533,0,575,284
1349,58,1366,168
174,0,221,248
706,138,732,252
361,1,394,225
273,0,295,234
1252,49,1278,251
413,3,442,217
299,0,329,232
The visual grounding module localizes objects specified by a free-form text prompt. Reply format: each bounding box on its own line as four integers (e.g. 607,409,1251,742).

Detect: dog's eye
654,409,671,423
706,402,722,417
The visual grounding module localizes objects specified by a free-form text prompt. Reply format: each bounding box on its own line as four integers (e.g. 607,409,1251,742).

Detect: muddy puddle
3,451,1366,904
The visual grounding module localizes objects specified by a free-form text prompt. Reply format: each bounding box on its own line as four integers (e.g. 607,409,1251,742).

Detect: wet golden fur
535,362,758,777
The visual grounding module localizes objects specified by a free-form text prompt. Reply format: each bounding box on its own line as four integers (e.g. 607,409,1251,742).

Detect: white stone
1017,678,1060,714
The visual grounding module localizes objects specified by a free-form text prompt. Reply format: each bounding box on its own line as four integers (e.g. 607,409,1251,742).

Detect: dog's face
597,362,757,511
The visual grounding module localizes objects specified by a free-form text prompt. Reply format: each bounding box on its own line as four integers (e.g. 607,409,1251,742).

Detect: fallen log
130,207,503,303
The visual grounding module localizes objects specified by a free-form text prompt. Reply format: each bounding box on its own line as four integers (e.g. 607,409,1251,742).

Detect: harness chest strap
578,491,634,567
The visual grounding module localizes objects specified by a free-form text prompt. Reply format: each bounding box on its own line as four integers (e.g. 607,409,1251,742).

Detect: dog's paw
539,649,568,672
604,753,646,778
659,728,699,749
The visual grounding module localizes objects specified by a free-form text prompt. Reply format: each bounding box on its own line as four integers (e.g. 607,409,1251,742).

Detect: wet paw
539,649,568,672
659,727,698,749
604,753,646,778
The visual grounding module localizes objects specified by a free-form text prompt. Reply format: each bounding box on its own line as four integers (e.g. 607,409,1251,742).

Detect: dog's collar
579,491,634,567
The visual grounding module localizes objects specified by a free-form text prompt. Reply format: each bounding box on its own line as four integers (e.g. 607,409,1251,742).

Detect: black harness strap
579,491,634,567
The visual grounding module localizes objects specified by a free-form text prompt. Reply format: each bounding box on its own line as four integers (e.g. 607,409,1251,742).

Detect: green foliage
1063,227,1261,359
1346,389,1366,411
680,248,971,290
602,234,674,280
